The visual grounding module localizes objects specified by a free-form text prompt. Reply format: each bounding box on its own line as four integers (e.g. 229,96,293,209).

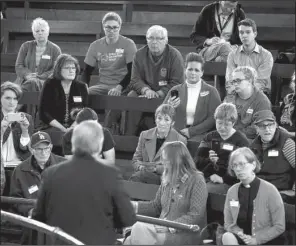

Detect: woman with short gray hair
15,17,61,119
222,147,285,245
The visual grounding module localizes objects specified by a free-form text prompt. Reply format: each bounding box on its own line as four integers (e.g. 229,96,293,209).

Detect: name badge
73,96,82,103
200,91,209,97
115,48,124,54
28,185,38,194
230,200,239,207
41,55,51,59
159,80,167,86
222,143,234,151
268,150,279,157
246,108,254,114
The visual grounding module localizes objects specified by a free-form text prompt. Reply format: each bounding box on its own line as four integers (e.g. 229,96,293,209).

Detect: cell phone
7,113,22,122
170,90,179,98
211,140,220,153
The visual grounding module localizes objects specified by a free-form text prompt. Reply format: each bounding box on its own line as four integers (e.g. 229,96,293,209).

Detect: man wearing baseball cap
250,110,295,204
10,131,66,217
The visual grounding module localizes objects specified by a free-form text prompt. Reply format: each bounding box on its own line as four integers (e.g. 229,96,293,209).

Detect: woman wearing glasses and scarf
222,147,285,245
250,110,295,204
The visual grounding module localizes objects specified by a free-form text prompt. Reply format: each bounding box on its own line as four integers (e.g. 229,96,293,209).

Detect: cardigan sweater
39,78,88,126
224,178,285,245
190,1,245,51
15,40,61,85
163,81,221,140
137,172,208,245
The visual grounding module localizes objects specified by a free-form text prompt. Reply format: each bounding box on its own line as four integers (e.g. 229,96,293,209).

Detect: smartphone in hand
7,113,22,122
170,90,179,98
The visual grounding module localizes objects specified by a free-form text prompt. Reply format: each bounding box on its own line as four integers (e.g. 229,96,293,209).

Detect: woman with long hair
126,141,208,245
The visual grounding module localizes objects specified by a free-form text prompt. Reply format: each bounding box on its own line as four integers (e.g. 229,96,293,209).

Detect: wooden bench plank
122,180,159,201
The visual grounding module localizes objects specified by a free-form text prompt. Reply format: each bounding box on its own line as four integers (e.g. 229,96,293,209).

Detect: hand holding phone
170,90,179,98
7,113,22,122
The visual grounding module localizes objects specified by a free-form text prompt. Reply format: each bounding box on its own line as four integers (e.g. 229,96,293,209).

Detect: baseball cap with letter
30,131,52,148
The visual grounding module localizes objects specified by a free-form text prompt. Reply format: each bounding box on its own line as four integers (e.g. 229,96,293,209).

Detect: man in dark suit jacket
32,120,136,245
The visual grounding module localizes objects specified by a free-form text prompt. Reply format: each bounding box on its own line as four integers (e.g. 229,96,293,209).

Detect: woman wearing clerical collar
130,104,187,185
222,147,285,245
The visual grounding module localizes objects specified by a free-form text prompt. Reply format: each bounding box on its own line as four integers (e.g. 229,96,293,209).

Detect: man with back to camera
32,120,136,245
226,18,273,97
9,131,66,217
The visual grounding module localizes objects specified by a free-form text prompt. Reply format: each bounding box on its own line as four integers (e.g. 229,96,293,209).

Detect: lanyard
217,5,234,33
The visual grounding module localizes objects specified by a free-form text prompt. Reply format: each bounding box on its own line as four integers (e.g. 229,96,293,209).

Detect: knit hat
75,107,98,124
31,131,51,148
253,110,276,125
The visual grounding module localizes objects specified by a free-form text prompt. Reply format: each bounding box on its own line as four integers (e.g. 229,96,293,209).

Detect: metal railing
1,196,200,233
1,210,84,245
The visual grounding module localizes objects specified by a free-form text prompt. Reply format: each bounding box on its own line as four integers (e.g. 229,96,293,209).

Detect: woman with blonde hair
222,147,285,245
125,141,208,245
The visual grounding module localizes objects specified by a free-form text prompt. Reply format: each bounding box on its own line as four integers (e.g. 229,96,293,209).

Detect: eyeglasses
104,25,120,31
146,37,166,42
231,78,246,85
216,120,233,127
62,67,76,71
231,162,248,170
34,146,51,153
256,122,275,130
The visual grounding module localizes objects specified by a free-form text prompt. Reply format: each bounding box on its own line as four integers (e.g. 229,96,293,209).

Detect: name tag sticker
28,185,38,194
159,80,168,86
246,108,254,114
200,91,209,97
73,96,82,103
115,48,124,54
268,150,279,157
222,143,234,151
230,200,239,207
41,55,51,59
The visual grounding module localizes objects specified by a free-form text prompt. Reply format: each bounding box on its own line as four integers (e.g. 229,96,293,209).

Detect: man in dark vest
251,110,295,204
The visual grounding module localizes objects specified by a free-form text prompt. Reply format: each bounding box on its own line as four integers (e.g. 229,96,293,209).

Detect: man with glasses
9,131,65,217
81,12,137,96
125,25,184,136
251,110,295,204
224,66,271,140
226,18,273,96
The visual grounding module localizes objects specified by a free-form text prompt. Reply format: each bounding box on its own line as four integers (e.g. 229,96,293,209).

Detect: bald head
71,120,104,156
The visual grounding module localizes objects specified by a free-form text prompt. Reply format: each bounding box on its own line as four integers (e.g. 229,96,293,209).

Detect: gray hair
146,25,168,42
232,66,258,85
71,120,104,156
31,17,50,33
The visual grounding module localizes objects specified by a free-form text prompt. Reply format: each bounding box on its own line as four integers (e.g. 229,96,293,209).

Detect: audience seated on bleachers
62,107,115,166
1,82,33,167
38,54,88,142
81,12,137,95
125,25,185,136
1,155,5,195
33,121,136,245
130,104,186,185
196,103,249,195
224,66,271,140
15,18,61,119
190,0,245,62
280,71,295,138
226,18,273,96
164,52,221,142
222,147,286,245
250,110,295,204
126,141,206,245
9,131,66,217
